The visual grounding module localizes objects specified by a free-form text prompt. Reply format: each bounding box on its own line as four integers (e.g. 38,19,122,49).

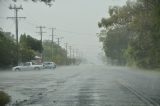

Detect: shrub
0,91,10,106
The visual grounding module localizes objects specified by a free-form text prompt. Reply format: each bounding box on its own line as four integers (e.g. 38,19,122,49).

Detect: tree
11,0,55,5
98,1,134,65
98,0,160,69
20,34,42,52
124,0,160,68
103,27,131,65
43,40,67,65
19,34,42,62
0,31,17,68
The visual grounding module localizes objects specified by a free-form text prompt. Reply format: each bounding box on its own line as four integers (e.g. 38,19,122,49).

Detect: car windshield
23,63,30,66
43,62,50,65
0,0,160,106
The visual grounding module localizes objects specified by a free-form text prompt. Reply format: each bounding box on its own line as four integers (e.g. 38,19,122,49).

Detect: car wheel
15,68,20,71
34,67,40,70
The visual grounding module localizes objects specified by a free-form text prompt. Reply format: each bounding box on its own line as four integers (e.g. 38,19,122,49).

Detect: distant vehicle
43,62,56,69
12,62,43,71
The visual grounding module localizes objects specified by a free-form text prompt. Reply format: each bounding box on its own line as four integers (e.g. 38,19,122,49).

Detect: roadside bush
0,91,10,106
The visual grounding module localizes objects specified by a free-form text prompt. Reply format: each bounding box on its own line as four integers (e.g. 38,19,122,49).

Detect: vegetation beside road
0,31,17,68
98,0,160,69
0,91,10,106
0,29,79,69
43,40,81,65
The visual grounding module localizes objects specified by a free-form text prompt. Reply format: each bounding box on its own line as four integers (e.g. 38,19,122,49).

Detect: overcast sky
0,0,127,64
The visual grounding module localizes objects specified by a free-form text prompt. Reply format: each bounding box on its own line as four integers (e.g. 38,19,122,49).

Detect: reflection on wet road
0,65,160,106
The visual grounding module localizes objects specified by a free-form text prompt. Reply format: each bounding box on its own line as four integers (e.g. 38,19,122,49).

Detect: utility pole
76,49,79,64
72,48,75,64
49,27,56,42
76,49,79,59
56,37,63,46
49,28,56,60
36,26,46,44
69,46,72,64
65,43,68,55
72,48,75,59
36,26,46,62
69,46,72,58
7,4,26,65
55,37,63,57
65,43,68,65
57,37,60,46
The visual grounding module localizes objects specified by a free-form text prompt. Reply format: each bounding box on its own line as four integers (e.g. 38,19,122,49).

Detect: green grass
0,91,10,106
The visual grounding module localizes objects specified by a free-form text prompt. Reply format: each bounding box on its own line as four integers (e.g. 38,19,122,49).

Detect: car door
23,62,31,70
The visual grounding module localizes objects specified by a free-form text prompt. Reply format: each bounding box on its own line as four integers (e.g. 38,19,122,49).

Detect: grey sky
0,0,127,64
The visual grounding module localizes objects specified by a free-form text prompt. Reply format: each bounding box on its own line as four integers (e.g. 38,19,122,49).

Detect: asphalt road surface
0,65,160,106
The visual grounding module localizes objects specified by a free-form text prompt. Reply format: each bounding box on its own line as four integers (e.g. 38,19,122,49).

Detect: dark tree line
43,40,81,65
0,31,43,68
98,0,160,69
43,40,67,65
19,33,42,62
0,31,17,68
0,30,71,68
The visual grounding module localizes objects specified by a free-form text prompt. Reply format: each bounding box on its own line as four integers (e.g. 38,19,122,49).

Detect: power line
56,28,94,36
24,20,38,27
19,12,94,37
17,10,94,37
22,9,42,26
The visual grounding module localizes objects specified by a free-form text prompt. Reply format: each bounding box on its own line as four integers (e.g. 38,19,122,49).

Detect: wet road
0,65,160,106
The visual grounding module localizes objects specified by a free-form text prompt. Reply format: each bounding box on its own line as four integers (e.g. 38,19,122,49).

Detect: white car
43,62,56,69
12,62,43,71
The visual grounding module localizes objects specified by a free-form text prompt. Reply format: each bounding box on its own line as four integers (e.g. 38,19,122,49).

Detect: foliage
43,40,67,65
0,91,10,106
0,30,77,67
103,27,131,65
19,34,42,62
11,0,54,5
98,0,160,69
0,31,17,68
20,34,43,52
